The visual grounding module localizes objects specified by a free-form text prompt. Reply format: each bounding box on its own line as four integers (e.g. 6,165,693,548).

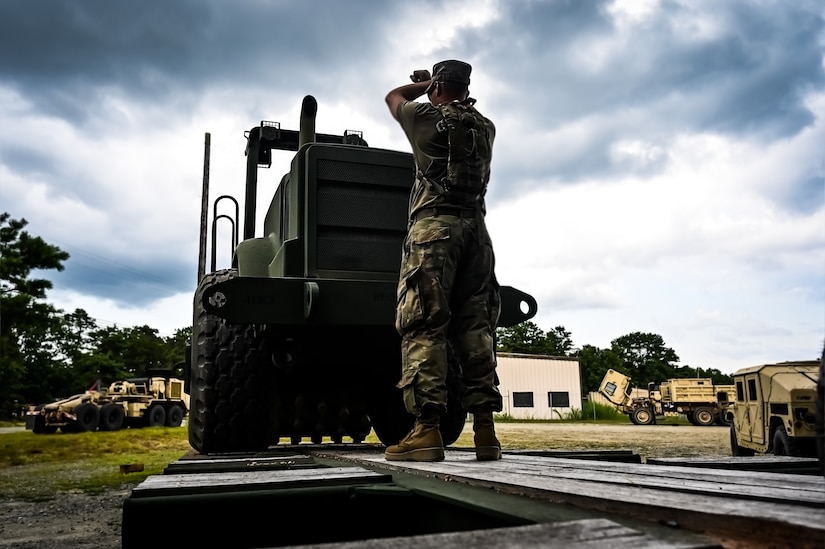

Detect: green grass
0,427,191,499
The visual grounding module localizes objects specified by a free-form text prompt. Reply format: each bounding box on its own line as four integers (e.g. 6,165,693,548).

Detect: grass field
0,417,732,500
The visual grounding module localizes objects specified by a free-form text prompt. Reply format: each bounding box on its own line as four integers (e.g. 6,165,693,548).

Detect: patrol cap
425,59,471,93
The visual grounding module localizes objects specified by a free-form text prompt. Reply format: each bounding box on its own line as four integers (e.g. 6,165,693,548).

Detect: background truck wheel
146,405,166,427
165,404,184,427
692,406,715,426
730,424,754,456
74,403,100,432
685,412,696,425
189,269,278,454
715,411,732,426
632,407,655,425
773,426,798,456
99,403,125,431
31,416,57,434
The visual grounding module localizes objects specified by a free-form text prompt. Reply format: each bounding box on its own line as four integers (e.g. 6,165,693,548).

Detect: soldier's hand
410,70,431,83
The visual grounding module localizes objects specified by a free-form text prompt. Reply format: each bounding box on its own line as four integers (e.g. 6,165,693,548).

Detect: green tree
164,326,192,378
673,364,733,385
497,321,547,353
575,344,625,394
90,325,170,379
544,325,574,356
496,322,575,356
0,213,69,415
610,332,680,387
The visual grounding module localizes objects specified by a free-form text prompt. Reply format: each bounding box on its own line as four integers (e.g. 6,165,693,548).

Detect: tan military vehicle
729,360,820,457
26,370,189,434
599,369,734,426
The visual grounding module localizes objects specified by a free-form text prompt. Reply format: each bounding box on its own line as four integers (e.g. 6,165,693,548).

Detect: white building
495,353,582,420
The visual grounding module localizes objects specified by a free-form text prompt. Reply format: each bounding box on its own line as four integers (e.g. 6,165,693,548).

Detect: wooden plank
130,466,392,498
280,518,719,549
475,454,824,507
495,453,823,497
505,449,643,463
646,455,821,474
317,450,825,548
164,454,316,474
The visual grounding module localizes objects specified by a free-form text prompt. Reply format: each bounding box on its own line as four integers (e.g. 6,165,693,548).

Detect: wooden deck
314,447,825,549
122,446,824,549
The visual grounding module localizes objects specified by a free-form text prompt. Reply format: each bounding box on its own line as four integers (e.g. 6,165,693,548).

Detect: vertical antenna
198,132,211,283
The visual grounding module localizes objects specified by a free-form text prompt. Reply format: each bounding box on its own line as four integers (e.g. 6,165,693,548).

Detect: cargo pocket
396,362,420,416
395,266,423,334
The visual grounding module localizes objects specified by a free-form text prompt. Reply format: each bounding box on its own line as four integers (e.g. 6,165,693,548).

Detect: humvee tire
189,269,278,454
730,424,754,456
772,426,798,456
692,406,715,426
99,403,125,431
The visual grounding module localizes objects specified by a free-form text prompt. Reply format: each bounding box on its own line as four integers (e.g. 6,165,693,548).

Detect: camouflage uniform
393,74,503,419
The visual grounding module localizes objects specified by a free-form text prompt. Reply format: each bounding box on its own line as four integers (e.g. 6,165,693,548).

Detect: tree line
0,213,189,417
496,322,733,395
0,212,732,419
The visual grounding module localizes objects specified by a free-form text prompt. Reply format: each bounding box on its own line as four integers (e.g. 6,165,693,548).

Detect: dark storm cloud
0,1,398,125
457,0,824,187
54,256,194,307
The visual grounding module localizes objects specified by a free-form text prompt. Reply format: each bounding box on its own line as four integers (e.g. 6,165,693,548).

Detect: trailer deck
122,445,824,549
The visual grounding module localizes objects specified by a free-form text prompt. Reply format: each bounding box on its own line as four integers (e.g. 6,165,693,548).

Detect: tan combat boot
473,409,502,461
384,409,444,462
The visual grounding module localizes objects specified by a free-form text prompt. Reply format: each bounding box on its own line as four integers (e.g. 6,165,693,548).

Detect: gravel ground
0,422,732,548
0,489,128,549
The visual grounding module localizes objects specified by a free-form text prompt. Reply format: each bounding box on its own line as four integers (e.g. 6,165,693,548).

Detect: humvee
729,360,820,457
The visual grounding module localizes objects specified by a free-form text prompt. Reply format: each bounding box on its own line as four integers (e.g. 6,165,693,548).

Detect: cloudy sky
1,0,823,374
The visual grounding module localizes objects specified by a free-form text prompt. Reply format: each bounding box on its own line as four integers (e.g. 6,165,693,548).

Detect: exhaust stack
299,95,318,149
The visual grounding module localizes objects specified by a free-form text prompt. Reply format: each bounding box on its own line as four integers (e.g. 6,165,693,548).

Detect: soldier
384,60,502,462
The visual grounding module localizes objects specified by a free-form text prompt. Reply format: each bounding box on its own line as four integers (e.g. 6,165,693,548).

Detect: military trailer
729,360,820,458
598,369,733,426
188,95,537,454
26,370,189,433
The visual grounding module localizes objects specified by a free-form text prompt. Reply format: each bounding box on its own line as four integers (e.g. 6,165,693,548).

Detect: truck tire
74,403,100,432
31,416,57,434
730,424,754,456
692,406,715,426
773,426,798,457
189,269,278,454
715,411,732,426
685,412,697,426
632,407,655,425
165,404,184,427
99,403,125,431
146,405,166,427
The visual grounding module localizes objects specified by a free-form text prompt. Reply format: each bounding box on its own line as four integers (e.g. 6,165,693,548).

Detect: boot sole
384,447,445,462
475,446,502,461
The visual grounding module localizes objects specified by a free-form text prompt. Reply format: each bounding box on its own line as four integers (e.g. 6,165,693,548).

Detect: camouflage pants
395,213,502,417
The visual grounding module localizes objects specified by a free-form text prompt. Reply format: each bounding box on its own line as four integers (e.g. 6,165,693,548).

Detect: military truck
26,371,189,434
598,369,734,426
729,360,820,458
188,95,537,454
